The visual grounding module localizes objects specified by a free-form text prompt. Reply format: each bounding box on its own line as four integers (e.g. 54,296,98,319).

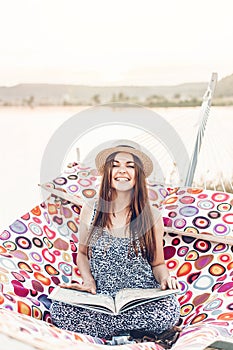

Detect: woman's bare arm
60,202,96,294
150,208,179,290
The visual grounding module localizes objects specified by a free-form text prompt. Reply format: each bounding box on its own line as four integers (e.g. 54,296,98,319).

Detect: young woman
50,141,180,339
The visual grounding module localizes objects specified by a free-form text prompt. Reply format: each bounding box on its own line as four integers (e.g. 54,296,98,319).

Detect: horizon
1,79,210,88
0,69,229,89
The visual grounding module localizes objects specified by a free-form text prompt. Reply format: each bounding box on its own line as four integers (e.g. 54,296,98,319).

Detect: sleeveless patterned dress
50,213,180,339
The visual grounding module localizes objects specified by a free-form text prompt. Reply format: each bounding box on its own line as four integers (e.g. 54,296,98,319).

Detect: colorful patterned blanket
1,162,233,349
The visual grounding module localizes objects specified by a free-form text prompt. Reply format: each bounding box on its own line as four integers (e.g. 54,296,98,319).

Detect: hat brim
95,146,153,177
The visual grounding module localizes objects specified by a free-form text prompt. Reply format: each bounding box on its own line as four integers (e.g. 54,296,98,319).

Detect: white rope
185,73,218,186
38,184,83,206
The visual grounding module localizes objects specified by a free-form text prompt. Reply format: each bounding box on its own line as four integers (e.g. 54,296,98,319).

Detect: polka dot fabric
165,232,233,329
43,162,167,208
0,199,76,323
1,170,233,347
161,187,233,239
161,187,233,340
44,162,100,205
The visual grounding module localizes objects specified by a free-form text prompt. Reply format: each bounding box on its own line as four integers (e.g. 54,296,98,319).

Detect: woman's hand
160,276,179,290
152,263,179,290
59,280,96,294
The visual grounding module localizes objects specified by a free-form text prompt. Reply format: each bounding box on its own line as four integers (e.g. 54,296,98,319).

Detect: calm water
0,105,233,229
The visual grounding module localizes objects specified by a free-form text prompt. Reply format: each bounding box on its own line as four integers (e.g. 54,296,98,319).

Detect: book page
115,288,179,314
49,286,116,314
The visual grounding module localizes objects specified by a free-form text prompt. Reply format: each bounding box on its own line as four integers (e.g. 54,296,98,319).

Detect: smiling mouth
115,177,130,182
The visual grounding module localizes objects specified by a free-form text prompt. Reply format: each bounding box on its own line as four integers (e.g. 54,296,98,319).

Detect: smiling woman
50,139,180,340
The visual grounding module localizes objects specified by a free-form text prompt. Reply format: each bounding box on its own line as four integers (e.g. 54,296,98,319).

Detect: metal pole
184,72,218,186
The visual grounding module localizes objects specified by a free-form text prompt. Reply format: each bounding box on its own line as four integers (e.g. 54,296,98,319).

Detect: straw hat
95,140,153,177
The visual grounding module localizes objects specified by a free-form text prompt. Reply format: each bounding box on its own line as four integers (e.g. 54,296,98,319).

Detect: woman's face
111,152,135,191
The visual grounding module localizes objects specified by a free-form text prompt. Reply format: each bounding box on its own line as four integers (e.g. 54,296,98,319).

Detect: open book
49,286,179,315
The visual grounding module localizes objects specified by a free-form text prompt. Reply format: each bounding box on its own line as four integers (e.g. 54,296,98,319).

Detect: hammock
1,75,233,349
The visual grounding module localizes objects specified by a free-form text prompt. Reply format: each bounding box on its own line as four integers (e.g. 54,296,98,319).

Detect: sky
0,0,233,86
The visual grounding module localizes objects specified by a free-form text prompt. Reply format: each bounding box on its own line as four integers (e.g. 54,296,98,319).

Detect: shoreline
1,100,233,108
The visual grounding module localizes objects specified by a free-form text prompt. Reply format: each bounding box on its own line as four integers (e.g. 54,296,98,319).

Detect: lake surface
0,105,233,229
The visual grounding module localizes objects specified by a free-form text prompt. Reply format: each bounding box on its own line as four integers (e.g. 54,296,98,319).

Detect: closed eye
112,161,135,168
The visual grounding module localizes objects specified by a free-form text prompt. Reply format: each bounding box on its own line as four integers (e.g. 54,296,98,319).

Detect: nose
118,165,126,173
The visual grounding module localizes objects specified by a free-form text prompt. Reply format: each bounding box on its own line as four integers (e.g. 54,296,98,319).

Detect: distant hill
0,73,232,106
0,82,207,104
215,74,233,97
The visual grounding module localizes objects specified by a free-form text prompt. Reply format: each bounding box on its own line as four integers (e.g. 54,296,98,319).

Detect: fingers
90,287,97,294
173,278,180,290
160,281,167,290
59,283,84,290
59,282,97,294
161,276,179,290
59,282,84,291
168,276,179,290
170,277,179,289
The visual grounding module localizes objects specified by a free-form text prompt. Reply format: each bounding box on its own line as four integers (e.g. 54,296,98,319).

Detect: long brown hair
89,152,156,262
